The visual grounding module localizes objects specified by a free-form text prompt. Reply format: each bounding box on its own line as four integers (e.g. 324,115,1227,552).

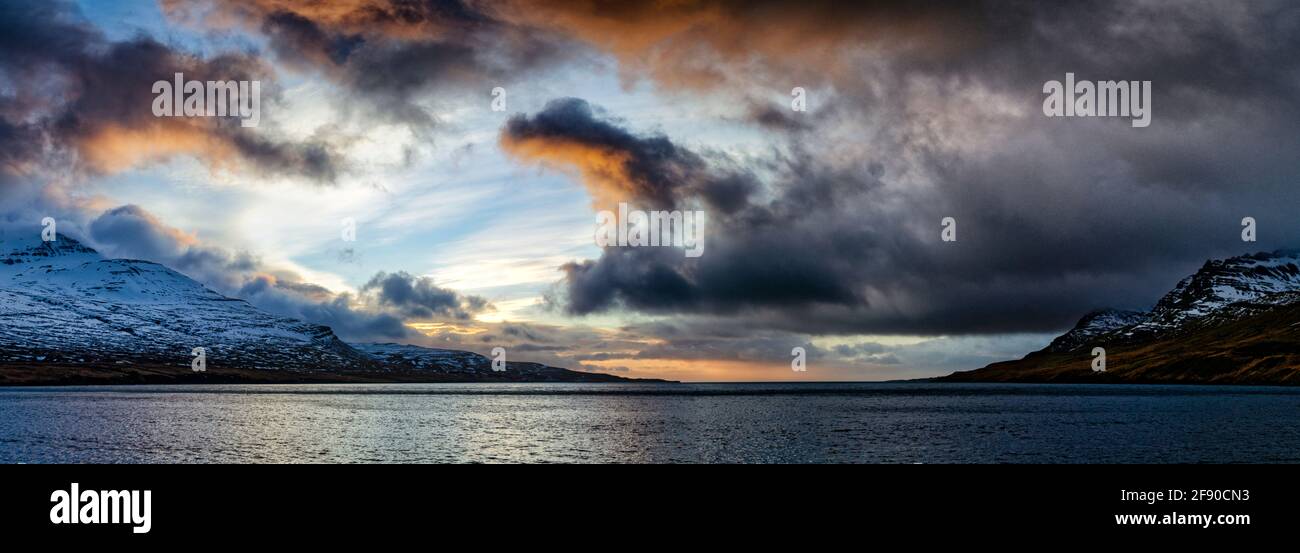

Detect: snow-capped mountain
1045,308,1147,353
1140,250,1300,331
949,249,1300,385
1046,250,1300,351
352,343,630,381
0,231,642,383
0,231,379,372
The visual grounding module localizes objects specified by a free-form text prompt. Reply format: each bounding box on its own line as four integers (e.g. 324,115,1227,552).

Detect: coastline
0,363,675,386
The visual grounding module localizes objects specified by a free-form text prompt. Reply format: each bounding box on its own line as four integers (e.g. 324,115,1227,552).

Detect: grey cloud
362,271,490,320
237,277,413,341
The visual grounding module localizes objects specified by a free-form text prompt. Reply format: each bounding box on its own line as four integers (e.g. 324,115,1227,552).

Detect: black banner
2,464,1288,541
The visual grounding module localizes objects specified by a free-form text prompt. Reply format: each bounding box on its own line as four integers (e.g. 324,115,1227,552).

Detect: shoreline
0,364,675,386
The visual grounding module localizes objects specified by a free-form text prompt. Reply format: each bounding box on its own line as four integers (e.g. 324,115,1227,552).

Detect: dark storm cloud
0,119,42,179
504,1,1300,336
502,98,757,213
502,98,708,209
261,10,365,68
167,0,576,129
0,1,344,182
362,271,490,320
510,102,887,324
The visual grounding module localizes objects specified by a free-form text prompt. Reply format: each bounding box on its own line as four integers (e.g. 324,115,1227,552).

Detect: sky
2,0,1299,381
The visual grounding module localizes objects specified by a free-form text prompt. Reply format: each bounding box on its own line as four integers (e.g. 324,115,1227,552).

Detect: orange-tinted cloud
162,0,981,105
501,130,639,209
162,0,485,40
74,122,240,176
500,98,722,211
0,3,343,183
493,0,983,89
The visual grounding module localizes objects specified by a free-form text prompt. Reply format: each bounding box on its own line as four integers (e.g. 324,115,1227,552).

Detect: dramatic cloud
501,98,754,212
493,0,984,89
501,99,906,327
163,0,578,128
504,0,1300,337
0,1,344,183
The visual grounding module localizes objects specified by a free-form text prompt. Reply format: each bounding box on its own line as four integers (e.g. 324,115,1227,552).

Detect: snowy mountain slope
947,249,1300,384
1045,308,1147,353
352,343,635,382
351,343,487,373
1139,250,1300,332
1044,250,1300,352
0,232,379,371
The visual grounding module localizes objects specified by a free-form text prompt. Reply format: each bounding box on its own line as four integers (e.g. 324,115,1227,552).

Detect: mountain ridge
943,249,1300,385
0,232,659,385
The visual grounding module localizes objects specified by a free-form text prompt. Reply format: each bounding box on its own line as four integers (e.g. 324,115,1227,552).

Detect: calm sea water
1,382,1298,463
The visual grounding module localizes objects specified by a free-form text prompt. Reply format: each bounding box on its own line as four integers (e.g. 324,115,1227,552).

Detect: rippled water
2,382,1299,463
